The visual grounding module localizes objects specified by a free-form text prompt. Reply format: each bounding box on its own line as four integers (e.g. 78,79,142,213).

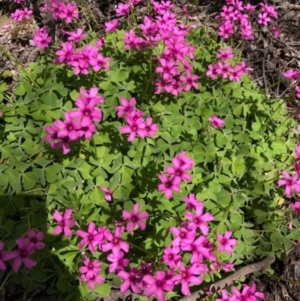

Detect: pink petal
53,210,63,222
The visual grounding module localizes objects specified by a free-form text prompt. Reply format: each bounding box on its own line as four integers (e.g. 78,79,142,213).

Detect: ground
1,0,300,300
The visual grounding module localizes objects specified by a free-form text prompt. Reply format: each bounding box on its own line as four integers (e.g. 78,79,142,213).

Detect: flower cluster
158,152,194,199
47,150,264,300
44,87,104,154
51,203,149,290
117,97,159,142
215,284,264,301
206,47,252,82
55,41,111,75
258,3,278,26
216,0,278,41
80,258,105,290
119,1,199,96
45,0,79,23
0,229,44,273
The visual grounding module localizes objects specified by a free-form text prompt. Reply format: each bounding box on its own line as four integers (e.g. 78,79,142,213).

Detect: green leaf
94,283,111,297
45,164,62,183
23,172,39,190
231,157,246,175
15,81,32,96
108,70,129,82
6,169,22,192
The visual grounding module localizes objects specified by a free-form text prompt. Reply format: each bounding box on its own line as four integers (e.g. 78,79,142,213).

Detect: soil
1,0,300,300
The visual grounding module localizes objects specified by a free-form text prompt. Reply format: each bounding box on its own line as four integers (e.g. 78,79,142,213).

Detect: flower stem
127,241,155,256
0,270,13,292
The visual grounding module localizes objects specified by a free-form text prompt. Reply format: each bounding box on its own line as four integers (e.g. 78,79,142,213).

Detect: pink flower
122,203,149,232
143,271,173,301
209,115,225,128
228,65,243,81
79,258,101,279
216,47,234,61
54,113,82,141
216,289,237,301
124,29,145,50
81,273,105,290
244,4,256,11
105,19,119,32
89,53,111,72
220,6,235,20
170,224,196,247
258,12,270,26
295,86,300,99
100,187,112,201
216,62,232,79
185,204,214,235
206,64,219,79
165,79,183,96
115,2,131,16
217,231,237,255
158,174,181,199
232,283,264,301
181,235,214,263
102,227,129,253
143,117,159,138
173,263,206,296
282,69,300,80
218,21,234,39
55,136,71,155
165,159,192,182
11,8,32,21
59,3,79,23
69,98,102,127
261,3,278,19
180,70,199,91
55,42,75,64
5,238,37,273
173,152,194,170
107,249,129,273
119,112,145,141
291,201,300,213
81,123,97,140
183,194,202,210
77,87,105,104
76,222,104,252
53,209,76,236
162,246,181,268
66,28,86,42
33,27,52,49
115,97,136,118
118,267,142,294
156,58,179,81
25,229,45,250
44,124,60,149
278,171,300,197
96,37,105,48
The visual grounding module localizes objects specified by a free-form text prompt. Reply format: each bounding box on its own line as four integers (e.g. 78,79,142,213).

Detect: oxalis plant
0,1,300,301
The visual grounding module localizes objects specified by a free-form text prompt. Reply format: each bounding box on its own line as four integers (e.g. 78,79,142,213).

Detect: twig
177,256,275,301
